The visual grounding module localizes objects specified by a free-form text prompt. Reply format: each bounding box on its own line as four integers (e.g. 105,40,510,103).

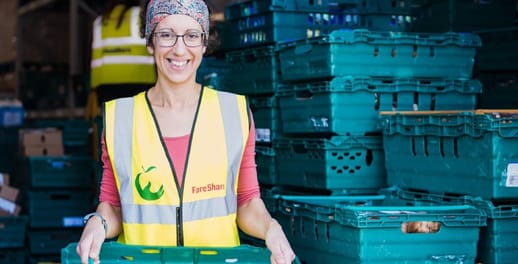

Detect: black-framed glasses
153,29,206,47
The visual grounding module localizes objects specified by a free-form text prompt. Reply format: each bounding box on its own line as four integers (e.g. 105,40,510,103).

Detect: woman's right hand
76,216,106,264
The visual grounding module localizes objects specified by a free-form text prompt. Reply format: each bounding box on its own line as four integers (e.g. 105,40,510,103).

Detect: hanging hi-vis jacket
104,87,250,246
91,5,155,89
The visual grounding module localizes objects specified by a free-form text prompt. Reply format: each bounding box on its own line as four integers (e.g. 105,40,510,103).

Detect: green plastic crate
273,135,386,194
278,76,482,135
61,242,272,264
27,190,92,228
255,146,277,185
278,29,481,81
250,96,281,144
224,45,279,95
274,192,485,264
379,110,518,199
17,156,94,188
29,228,82,255
0,216,28,248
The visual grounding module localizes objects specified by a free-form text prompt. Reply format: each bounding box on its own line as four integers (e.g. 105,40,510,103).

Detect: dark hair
139,0,212,48
101,0,140,29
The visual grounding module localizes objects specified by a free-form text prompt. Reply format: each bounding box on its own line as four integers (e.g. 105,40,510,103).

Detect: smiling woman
76,1,295,264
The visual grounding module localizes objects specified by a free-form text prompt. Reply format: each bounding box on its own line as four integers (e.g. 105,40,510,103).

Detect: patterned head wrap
145,0,210,45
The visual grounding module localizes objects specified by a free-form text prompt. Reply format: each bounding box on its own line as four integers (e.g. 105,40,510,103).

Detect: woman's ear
147,45,154,55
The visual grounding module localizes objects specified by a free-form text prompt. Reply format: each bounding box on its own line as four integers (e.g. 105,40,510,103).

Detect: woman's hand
265,219,296,264
76,216,107,264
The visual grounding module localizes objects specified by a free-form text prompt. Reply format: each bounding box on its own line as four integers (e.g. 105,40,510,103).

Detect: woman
76,1,295,264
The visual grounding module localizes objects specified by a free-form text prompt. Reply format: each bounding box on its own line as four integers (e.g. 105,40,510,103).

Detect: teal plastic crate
255,146,277,185
473,199,518,264
278,29,481,81
274,192,485,264
250,96,281,143
226,0,413,20
29,228,82,255
476,29,518,72
0,216,28,248
196,55,231,91
410,0,516,33
0,127,19,173
17,156,94,188
61,242,273,264
224,45,279,95
27,190,92,228
32,118,91,147
379,110,518,199
380,187,518,264
0,249,27,263
273,135,386,194
221,11,414,50
477,73,518,109
278,76,482,135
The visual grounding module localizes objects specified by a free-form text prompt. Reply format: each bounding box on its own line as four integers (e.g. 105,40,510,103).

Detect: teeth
171,60,187,67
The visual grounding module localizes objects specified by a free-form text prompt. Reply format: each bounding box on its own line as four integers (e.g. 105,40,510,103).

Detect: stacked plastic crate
272,27,488,263
220,0,415,190
217,1,492,263
409,0,518,111
13,118,94,262
379,1,518,263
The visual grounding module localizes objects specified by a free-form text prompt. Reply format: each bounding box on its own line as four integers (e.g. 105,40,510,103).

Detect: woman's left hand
264,219,296,264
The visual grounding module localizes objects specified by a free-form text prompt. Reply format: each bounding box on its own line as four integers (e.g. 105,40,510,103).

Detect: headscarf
145,0,210,45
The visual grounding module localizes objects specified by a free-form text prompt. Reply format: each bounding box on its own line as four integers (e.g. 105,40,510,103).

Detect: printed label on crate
256,128,271,143
506,163,518,187
63,216,84,227
310,116,329,128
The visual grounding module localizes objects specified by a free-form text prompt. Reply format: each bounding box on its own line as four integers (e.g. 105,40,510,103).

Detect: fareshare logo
192,183,225,194
134,165,165,201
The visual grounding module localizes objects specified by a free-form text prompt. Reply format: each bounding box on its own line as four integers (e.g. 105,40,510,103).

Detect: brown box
20,128,63,146
0,184,19,202
0,1,16,63
0,197,20,216
22,145,64,157
0,173,9,186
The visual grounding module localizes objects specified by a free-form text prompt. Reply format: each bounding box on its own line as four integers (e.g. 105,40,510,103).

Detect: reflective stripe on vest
104,87,249,246
91,6,155,88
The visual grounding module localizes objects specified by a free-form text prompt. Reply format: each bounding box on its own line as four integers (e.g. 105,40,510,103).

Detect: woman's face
149,14,206,86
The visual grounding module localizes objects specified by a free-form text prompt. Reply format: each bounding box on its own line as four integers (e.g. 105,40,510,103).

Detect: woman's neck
147,82,201,109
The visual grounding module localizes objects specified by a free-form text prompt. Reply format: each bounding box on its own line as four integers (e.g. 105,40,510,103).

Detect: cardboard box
20,128,63,146
22,145,64,157
0,1,16,63
0,173,9,186
0,184,19,202
0,196,21,215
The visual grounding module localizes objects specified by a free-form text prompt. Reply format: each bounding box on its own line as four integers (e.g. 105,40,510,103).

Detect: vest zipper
176,206,184,246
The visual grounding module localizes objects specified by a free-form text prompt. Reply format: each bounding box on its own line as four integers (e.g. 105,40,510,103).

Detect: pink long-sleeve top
99,117,260,207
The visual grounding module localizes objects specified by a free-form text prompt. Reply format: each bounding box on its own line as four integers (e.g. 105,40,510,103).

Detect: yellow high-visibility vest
91,5,156,89
104,87,250,246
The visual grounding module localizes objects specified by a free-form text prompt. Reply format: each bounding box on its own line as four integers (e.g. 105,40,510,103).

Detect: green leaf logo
134,165,165,201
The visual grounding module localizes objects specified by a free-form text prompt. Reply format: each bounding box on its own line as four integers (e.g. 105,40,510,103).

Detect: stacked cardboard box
19,128,64,157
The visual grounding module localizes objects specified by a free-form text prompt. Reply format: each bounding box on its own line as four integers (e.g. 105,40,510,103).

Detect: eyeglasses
153,30,206,47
